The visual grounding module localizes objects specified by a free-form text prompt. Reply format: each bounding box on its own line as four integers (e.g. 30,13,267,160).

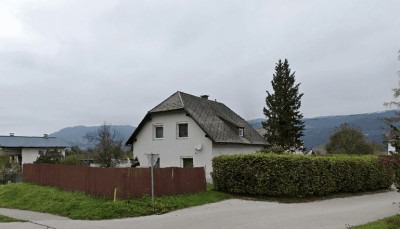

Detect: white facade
133,111,263,181
21,148,66,164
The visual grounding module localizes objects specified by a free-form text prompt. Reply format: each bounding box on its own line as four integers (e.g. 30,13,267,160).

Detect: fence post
150,154,154,209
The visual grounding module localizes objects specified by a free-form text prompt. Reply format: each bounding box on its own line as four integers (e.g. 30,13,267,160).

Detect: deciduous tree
326,123,374,155
84,123,124,167
384,50,400,153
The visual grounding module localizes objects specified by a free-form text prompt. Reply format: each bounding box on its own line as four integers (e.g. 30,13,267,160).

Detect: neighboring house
126,91,267,180
0,134,67,165
386,140,396,155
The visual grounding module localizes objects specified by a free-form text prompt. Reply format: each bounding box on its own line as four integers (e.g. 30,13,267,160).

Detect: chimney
200,95,209,100
9,133,14,136
44,134,48,138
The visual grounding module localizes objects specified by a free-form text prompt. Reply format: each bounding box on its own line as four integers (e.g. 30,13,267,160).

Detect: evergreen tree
262,59,305,152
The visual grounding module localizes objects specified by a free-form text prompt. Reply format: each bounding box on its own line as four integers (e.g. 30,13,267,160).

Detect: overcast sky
1,0,399,136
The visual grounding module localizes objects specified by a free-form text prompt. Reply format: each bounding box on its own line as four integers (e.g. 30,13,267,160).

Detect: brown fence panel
23,164,206,199
121,168,151,198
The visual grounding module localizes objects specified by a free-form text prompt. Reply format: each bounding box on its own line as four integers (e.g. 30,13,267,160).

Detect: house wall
21,148,66,164
134,111,213,177
133,111,263,181
212,144,263,157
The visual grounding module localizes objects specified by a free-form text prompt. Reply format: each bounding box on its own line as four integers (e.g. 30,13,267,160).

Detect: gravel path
1,190,400,229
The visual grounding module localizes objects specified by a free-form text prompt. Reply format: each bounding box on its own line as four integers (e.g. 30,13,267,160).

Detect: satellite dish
195,143,202,151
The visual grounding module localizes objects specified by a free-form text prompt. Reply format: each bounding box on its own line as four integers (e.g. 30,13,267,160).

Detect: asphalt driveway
1,190,400,229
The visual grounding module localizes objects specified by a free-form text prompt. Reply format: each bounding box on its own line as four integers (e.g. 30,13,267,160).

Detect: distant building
386,140,396,155
126,91,267,181
0,134,67,165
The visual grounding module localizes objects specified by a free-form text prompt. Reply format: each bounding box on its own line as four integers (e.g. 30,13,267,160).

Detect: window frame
238,128,244,137
177,122,189,139
153,124,164,140
181,157,194,168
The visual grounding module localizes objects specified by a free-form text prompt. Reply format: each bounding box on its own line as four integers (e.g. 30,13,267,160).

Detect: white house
0,134,67,165
126,91,267,181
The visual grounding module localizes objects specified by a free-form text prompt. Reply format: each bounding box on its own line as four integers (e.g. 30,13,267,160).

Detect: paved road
1,190,400,229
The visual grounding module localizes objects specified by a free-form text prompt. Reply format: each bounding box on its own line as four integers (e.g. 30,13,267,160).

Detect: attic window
154,125,164,139
177,123,188,138
238,128,244,137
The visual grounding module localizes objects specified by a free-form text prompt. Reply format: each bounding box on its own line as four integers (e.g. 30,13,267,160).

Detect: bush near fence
379,155,400,190
23,164,206,199
212,154,392,198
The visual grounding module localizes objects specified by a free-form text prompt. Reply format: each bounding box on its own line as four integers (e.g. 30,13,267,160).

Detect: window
182,157,193,168
154,125,163,139
177,123,188,138
238,128,244,137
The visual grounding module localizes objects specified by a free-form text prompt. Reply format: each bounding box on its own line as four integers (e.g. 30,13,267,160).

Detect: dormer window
238,128,244,137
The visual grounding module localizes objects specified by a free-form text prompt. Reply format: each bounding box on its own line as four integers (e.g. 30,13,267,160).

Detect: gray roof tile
127,91,267,146
0,136,68,148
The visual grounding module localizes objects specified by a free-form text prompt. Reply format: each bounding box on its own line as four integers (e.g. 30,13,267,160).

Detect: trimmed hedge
212,154,392,197
379,155,400,190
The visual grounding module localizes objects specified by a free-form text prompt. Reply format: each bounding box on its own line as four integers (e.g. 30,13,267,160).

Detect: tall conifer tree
262,59,305,151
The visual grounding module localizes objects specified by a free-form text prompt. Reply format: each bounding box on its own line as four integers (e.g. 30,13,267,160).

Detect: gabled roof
126,91,267,146
0,136,68,148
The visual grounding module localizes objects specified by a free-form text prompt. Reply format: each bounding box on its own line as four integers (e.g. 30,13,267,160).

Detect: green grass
351,215,400,229
206,183,214,190
0,183,228,220
0,215,26,223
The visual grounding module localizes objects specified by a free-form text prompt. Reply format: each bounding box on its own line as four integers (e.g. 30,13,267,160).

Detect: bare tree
84,123,124,167
384,50,400,153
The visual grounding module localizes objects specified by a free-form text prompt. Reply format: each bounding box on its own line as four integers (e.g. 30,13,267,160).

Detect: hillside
50,125,136,148
50,110,396,150
248,110,396,150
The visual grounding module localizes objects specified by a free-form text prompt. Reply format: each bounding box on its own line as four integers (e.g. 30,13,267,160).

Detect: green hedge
379,155,400,190
212,154,392,197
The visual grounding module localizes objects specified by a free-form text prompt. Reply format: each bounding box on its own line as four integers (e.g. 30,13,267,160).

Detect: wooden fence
23,164,206,199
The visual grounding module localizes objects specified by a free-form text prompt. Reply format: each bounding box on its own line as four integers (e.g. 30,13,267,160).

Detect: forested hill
248,110,396,149
50,110,396,150
50,125,136,148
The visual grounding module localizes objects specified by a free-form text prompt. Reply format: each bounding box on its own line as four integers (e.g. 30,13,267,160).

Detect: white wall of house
133,111,263,181
134,111,213,173
209,144,262,178
21,148,66,164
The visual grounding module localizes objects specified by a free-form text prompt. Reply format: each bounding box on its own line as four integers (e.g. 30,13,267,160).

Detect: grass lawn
0,215,26,223
0,183,228,220
351,215,400,229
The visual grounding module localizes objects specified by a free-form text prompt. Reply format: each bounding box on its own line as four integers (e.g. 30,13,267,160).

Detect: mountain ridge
50,110,396,150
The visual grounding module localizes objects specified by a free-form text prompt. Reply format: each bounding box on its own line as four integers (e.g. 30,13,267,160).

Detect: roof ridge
177,91,185,107
0,135,56,139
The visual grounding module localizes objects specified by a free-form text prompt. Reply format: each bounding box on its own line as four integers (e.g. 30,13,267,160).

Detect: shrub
0,155,21,184
61,154,83,165
212,154,392,197
379,155,400,190
34,149,64,164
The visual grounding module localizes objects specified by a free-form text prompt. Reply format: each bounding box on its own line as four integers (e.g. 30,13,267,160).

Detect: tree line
262,56,396,155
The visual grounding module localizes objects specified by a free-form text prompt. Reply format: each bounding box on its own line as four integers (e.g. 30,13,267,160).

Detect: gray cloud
0,0,399,135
